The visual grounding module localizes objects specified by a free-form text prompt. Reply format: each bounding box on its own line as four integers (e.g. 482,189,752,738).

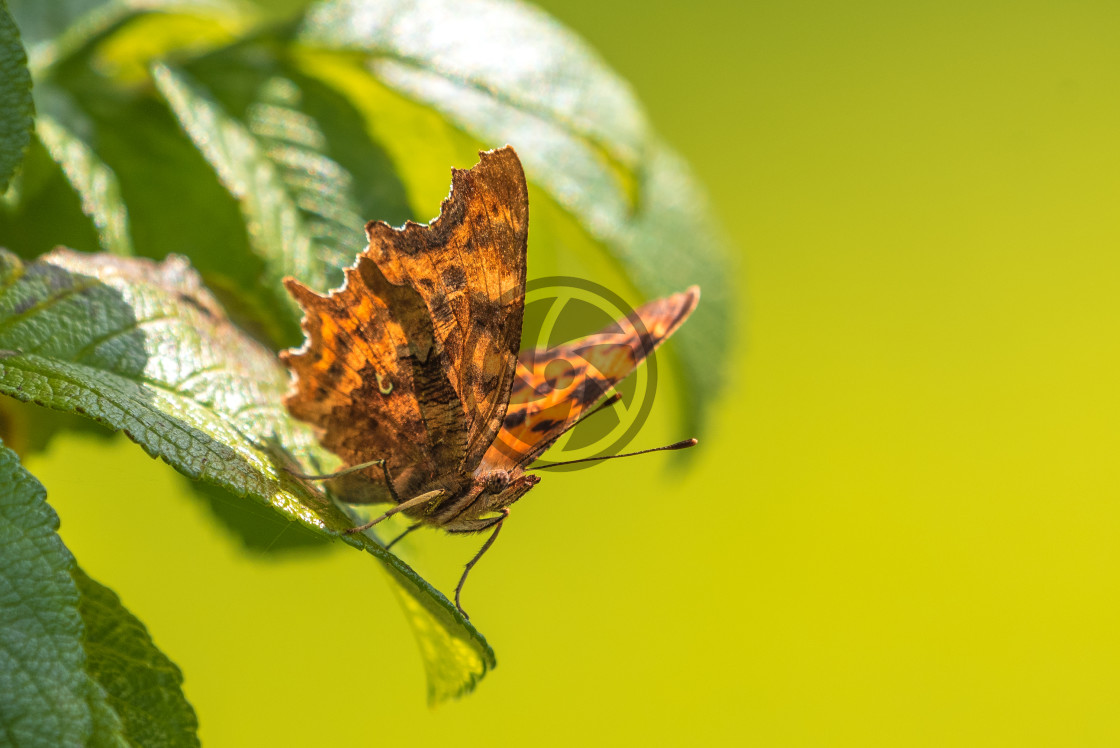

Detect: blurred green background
22,0,1120,744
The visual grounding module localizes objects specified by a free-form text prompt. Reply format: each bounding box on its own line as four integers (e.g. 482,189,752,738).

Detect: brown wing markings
364,147,528,472
421,233,467,370
281,255,469,500
479,286,700,470
349,256,468,484
285,263,410,394
491,356,592,458
460,153,527,461
303,284,397,400
282,267,423,475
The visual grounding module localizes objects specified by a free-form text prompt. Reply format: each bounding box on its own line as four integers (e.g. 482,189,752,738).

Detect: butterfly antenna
582,392,623,421
529,438,698,470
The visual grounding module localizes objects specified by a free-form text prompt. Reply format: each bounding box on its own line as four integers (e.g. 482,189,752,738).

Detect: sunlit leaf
36,114,133,256
299,0,647,165
151,59,415,343
0,0,730,710
0,0,34,193
152,63,319,330
149,41,410,341
0,249,495,702
71,93,277,340
287,50,482,224
246,76,364,284
10,0,245,74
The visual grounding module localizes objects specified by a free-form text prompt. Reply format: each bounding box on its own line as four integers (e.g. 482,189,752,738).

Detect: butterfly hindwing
481,286,701,470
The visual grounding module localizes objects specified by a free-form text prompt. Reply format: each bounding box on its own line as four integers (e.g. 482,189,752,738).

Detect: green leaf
0,0,34,193
0,248,495,702
0,439,199,744
149,57,415,344
0,135,104,258
0,440,123,746
182,42,420,270
7,0,107,53
278,67,414,230
75,1,249,84
10,0,247,75
36,113,133,256
246,76,369,283
70,92,277,339
299,0,647,165
297,0,732,430
287,50,488,223
151,63,318,333
73,566,199,747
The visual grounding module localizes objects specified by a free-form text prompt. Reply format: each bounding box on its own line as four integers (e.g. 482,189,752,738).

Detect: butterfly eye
483,470,511,492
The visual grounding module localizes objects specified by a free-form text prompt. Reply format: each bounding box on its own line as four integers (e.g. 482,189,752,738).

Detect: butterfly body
280,146,697,612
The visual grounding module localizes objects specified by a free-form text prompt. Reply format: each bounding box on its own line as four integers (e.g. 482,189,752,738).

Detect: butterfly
280,146,698,616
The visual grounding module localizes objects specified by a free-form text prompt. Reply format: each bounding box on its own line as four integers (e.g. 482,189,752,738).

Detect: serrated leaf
73,566,199,747
296,0,731,432
65,92,279,341
279,68,414,230
36,113,133,256
152,63,320,329
246,76,364,285
0,440,123,746
150,59,414,344
0,248,494,702
182,45,416,290
0,138,105,258
0,0,34,193
287,51,487,221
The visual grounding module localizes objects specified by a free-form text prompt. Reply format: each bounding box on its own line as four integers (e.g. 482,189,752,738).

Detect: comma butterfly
280,147,699,615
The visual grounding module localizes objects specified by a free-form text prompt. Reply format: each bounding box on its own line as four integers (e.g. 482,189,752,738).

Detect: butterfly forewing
365,147,528,473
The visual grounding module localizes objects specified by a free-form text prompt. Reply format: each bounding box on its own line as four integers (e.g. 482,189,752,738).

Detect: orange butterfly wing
280,148,528,501
480,286,700,471
366,146,527,472
280,256,467,501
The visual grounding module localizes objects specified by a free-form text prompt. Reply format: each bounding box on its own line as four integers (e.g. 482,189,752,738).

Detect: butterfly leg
385,522,423,551
453,509,510,619
343,490,446,535
286,459,386,482
288,458,403,504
